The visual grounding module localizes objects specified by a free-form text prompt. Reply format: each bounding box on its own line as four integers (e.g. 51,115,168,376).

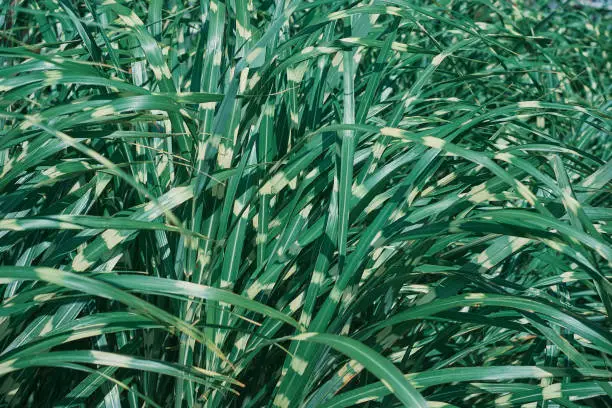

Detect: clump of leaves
0,0,610,407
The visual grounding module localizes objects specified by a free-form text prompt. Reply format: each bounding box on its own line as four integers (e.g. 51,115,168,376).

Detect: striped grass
0,0,610,407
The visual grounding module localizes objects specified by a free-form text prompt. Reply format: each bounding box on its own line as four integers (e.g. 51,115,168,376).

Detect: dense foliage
0,0,610,407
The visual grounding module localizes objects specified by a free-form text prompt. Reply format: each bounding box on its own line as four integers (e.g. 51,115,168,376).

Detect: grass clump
0,0,610,407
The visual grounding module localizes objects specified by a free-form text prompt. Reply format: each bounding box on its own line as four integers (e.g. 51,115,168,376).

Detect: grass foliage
0,0,611,406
